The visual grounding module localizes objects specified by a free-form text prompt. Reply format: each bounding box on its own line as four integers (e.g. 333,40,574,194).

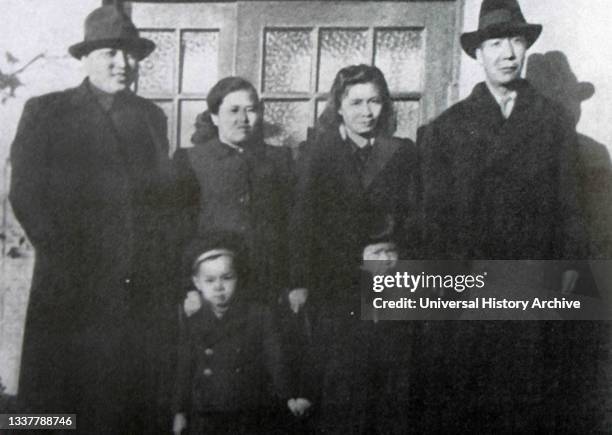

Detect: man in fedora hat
419,0,588,431
10,5,177,433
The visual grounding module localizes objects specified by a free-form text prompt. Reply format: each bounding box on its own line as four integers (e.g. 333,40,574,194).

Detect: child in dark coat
172,234,305,434
312,213,416,434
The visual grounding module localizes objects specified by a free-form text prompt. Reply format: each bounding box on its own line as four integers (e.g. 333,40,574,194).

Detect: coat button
205,348,214,356
203,368,213,376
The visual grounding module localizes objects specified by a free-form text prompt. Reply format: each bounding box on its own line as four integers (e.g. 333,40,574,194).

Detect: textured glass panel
375,29,424,92
393,100,420,141
263,100,310,148
181,30,219,94
318,29,368,92
264,30,312,93
139,30,176,94
153,100,174,150
179,100,208,149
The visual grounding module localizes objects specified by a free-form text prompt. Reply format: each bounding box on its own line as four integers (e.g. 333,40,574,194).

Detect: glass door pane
236,1,458,146
128,2,237,153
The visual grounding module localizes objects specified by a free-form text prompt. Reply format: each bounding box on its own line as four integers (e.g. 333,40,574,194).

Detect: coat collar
190,298,250,345
466,79,535,120
69,79,171,176
71,78,138,109
363,134,401,188
463,79,546,167
323,127,401,189
190,136,267,165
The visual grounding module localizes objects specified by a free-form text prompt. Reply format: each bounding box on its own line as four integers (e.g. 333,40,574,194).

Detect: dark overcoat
417,80,590,432
172,138,292,302
9,80,176,433
289,129,421,304
172,300,290,434
421,80,586,260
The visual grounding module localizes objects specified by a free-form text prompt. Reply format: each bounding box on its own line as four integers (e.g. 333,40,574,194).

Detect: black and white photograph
0,0,611,433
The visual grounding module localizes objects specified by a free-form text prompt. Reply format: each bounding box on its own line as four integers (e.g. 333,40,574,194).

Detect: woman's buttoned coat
173,138,292,301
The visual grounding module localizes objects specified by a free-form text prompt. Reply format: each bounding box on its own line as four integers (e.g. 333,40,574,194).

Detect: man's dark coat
418,80,589,432
289,130,421,303
9,80,176,433
421,80,586,260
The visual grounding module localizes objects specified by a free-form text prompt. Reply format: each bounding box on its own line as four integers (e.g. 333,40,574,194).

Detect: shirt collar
339,124,375,152
485,82,517,109
221,141,245,154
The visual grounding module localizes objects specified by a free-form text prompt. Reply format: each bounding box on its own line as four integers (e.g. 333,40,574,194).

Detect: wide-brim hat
69,5,155,60
461,0,542,59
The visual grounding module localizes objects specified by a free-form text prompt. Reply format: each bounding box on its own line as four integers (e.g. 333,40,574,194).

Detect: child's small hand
288,397,312,417
184,290,202,317
287,288,308,313
172,413,187,434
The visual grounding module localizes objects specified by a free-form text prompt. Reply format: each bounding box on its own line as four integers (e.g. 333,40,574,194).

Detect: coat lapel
464,83,518,169
362,135,401,189
193,301,249,348
68,80,126,168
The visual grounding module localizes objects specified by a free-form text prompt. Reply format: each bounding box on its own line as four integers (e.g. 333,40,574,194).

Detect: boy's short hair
182,231,248,284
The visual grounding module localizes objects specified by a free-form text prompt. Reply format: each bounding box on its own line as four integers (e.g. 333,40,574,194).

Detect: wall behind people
0,0,98,397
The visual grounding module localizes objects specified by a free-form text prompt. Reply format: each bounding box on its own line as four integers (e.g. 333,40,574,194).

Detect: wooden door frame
115,0,466,108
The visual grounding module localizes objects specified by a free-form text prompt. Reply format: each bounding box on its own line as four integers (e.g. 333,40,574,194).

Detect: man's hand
287,288,309,313
172,413,187,434
184,290,202,317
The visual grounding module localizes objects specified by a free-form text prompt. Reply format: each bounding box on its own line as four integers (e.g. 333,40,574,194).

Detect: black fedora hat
69,6,155,60
461,0,542,59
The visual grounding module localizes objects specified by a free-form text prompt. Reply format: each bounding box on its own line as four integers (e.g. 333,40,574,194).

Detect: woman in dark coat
287,65,421,434
289,64,421,308
173,77,292,304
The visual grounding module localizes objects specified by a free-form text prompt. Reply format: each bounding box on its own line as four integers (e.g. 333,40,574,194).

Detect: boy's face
362,242,398,274
192,255,237,310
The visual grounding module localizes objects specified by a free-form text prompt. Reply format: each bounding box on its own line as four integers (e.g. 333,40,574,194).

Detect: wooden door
236,1,458,148
129,1,459,151
128,2,237,152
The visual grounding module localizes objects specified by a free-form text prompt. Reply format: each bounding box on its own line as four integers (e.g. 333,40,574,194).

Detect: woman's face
211,89,260,146
338,82,383,137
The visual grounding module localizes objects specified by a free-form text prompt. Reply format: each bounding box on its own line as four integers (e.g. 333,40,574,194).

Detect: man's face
82,47,138,94
476,36,527,88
